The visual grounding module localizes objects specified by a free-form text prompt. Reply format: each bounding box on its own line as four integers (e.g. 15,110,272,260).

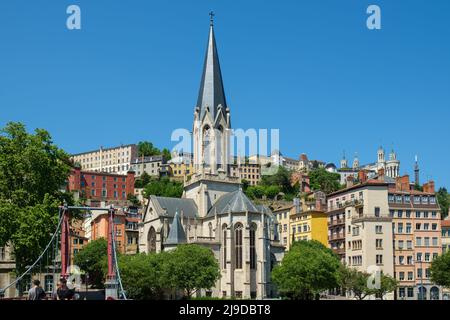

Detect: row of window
87,190,127,199
348,254,383,266
390,210,439,219
395,252,438,265
388,194,436,205
292,224,310,234
81,175,126,182
392,222,439,233
415,237,439,247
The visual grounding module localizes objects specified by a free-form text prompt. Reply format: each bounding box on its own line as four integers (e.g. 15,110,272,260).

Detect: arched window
250,224,257,270
235,223,243,269
222,224,227,269
202,126,211,168
430,286,440,300
147,227,156,253
216,126,223,169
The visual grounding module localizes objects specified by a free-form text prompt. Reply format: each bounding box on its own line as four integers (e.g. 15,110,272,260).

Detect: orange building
69,219,88,266
91,211,126,254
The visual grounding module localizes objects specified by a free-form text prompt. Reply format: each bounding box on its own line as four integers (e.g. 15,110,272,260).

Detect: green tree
143,176,183,198
165,244,220,298
372,274,398,300
161,148,172,161
134,171,152,188
272,240,341,300
245,185,265,200
264,185,281,199
0,122,71,276
241,179,250,192
117,253,169,299
430,250,450,288
339,266,373,300
137,141,160,157
127,193,141,206
309,168,342,194
74,238,108,288
437,187,449,219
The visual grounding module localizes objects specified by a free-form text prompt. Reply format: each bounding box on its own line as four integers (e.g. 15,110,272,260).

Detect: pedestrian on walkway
27,279,46,300
55,278,74,300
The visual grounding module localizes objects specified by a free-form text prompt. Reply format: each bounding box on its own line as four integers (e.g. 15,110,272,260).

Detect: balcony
328,233,345,241
329,218,345,226
333,248,345,256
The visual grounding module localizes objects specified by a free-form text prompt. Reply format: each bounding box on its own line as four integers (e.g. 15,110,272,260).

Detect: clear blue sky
1,0,449,189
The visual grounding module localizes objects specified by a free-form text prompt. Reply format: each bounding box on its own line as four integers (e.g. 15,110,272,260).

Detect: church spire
196,12,227,121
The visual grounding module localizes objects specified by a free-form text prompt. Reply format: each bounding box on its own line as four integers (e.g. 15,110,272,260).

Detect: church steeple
196,11,228,121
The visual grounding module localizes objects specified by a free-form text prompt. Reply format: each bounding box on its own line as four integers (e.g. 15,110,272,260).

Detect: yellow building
290,208,328,247
273,191,328,250
168,155,194,179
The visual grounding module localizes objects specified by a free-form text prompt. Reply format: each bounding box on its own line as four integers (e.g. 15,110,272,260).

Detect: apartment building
91,210,127,254
272,204,292,248
327,174,395,299
130,155,166,178
442,218,450,253
168,154,194,180
388,176,442,300
71,144,137,175
68,166,135,204
124,207,142,255
70,219,88,266
290,192,328,248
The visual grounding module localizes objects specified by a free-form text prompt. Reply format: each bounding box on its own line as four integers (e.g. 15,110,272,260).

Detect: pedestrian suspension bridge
0,204,127,300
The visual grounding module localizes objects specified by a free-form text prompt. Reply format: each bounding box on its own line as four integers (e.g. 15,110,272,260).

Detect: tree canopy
116,252,170,299
272,240,341,299
74,238,108,288
246,166,298,201
143,176,183,198
437,187,449,219
117,244,220,299
309,168,342,194
165,244,220,298
431,250,450,288
339,266,397,300
0,122,72,274
137,141,172,161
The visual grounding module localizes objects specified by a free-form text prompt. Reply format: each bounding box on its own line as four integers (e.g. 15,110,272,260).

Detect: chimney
346,175,354,188
395,175,410,191
358,170,368,183
304,174,311,193
423,180,435,193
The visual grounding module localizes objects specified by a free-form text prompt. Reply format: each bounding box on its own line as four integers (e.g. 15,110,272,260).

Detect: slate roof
196,23,227,121
207,189,258,216
150,195,198,218
165,211,187,245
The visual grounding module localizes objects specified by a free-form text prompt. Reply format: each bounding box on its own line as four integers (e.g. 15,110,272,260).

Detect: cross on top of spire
209,11,215,26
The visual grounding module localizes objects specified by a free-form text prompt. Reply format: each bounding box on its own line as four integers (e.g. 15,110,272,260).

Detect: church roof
207,189,258,216
165,211,187,245
196,18,227,121
255,204,272,215
150,195,198,218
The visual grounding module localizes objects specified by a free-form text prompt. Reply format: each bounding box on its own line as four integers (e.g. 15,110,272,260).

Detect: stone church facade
138,18,284,299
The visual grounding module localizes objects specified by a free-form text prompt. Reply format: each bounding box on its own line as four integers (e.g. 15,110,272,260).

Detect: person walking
27,279,46,300
55,278,74,300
